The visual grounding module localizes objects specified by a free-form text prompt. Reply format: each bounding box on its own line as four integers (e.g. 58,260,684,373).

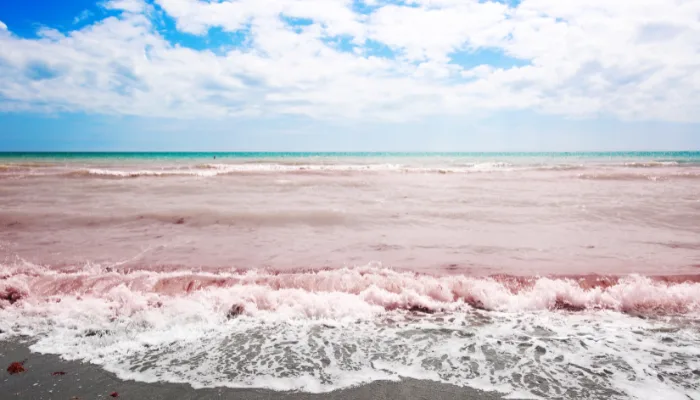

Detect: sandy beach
1,340,505,400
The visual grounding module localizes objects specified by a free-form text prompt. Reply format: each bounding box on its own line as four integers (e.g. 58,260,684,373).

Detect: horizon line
1,150,699,155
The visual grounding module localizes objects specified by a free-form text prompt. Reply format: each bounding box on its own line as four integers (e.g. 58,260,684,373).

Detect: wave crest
50,163,522,179
2,264,699,398
2,265,699,315
578,172,700,181
624,161,680,168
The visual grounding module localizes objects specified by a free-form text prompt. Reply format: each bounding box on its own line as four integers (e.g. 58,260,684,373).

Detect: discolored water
1,153,699,399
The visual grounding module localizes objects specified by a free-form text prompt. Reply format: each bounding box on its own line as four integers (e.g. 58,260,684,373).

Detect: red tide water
2,265,700,315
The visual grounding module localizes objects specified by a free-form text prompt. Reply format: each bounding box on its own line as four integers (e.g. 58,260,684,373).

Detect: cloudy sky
1,0,699,151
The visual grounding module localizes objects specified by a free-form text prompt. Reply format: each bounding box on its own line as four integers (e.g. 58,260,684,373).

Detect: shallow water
1,153,699,399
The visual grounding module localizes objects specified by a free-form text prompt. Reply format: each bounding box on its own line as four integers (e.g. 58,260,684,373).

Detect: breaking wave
623,161,680,168
1,163,529,179
2,264,700,315
1,161,697,180
2,264,700,398
578,172,700,181
62,163,520,178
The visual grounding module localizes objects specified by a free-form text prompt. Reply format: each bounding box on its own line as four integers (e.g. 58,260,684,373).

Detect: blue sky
1,0,699,151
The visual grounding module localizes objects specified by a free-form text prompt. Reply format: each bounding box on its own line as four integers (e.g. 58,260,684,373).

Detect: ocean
1,152,699,399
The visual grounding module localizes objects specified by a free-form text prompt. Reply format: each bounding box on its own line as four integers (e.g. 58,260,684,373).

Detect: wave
0,164,33,172
62,164,520,178
52,163,698,180
0,163,61,175
578,172,700,181
0,162,57,169
532,164,586,171
3,160,699,181
623,161,680,168
0,209,353,228
15,162,698,180
2,264,699,398
2,265,699,315
66,168,226,178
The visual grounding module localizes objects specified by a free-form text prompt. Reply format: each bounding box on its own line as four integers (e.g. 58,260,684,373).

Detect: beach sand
1,340,505,400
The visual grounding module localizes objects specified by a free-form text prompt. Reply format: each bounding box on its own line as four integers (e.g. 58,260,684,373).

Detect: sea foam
2,263,700,398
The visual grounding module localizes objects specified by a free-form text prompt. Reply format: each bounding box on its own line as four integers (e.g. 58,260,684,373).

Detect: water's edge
0,340,505,400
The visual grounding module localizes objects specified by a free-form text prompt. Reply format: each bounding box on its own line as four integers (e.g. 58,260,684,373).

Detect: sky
0,0,699,151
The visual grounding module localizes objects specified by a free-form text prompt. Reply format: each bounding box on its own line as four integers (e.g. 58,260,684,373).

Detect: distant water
1,152,699,399
2,151,700,160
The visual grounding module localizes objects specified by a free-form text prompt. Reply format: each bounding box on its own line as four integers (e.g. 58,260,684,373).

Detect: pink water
2,158,699,275
1,155,700,399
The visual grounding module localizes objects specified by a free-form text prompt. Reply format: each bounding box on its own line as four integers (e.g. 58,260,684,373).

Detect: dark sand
1,340,506,400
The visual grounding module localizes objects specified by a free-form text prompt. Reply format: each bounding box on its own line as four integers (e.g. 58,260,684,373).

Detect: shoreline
1,340,506,400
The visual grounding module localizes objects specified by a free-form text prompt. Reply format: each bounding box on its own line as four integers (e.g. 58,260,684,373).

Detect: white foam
615,381,698,400
504,390,544,399
623,161,680,168
2,264,700,314
1,263,700,398
82,168,223,177
59,162,525,178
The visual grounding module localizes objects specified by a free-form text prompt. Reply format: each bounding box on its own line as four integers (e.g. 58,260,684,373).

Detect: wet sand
0,340,505,400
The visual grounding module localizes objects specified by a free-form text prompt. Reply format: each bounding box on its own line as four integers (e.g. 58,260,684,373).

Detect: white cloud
365,2,510,62
103,0,148,13
73,10,94,24
154,0,364,38
0,0,698,122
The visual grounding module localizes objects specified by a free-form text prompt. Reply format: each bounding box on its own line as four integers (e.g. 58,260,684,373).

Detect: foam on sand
1,263,699,398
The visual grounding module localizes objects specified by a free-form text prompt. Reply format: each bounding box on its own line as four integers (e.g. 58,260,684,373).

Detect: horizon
2,150,700,155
